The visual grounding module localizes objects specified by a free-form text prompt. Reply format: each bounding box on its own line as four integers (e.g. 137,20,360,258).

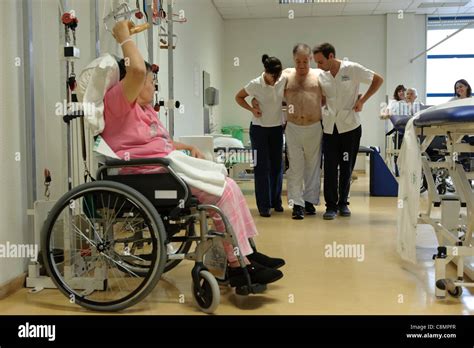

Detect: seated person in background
450,80,473,144
102,21,285,289
450,79,472,101
405,87,423,116
386,84,407,116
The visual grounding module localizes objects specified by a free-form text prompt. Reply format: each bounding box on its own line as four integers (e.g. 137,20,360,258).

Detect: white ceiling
212,0,474,19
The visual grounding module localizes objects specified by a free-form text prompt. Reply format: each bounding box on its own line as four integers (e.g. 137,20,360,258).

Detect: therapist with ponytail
235,54,286,217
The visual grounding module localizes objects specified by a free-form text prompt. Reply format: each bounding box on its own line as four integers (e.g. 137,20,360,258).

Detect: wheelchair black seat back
98,168,190,209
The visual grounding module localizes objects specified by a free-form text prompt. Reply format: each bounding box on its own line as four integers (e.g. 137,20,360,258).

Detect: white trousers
285,121,323,207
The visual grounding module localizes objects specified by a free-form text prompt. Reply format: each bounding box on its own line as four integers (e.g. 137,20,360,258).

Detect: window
426,16,474,105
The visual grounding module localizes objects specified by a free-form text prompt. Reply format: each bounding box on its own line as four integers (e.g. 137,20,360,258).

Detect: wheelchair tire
192,270,220,314
420,173,428,194
437,184,447,195
164,223,196,273
41,181,167,311
448,286,463,298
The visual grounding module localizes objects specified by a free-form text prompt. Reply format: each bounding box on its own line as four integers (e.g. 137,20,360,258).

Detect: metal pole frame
93,0,100,58
146,0,153,64
22,0,37,207
168,0,174,138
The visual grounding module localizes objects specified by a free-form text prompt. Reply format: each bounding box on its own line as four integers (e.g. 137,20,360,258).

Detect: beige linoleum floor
2,174,474,315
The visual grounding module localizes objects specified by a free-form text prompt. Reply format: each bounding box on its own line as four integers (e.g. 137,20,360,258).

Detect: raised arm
112,21,147,103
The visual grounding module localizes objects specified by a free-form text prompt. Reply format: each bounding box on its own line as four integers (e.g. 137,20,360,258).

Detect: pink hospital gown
103,81,257,261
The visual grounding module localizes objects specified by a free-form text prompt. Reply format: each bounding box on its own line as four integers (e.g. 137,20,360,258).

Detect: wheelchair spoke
113,235,151,244
100,193,112,234
77,213,103,244
71,224,97,249
81,197,103,243
122,253,148,263
102,254,139,296
121,218,146,234
119,207,141,234
100,254,126,295
43,182,165,311
101,251,140,278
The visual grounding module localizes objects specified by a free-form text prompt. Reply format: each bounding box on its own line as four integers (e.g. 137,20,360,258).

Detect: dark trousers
249,124,284,213
323,125,362,211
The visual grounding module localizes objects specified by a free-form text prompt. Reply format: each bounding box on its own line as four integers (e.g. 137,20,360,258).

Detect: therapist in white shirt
235,54,286,217
313,43,384,220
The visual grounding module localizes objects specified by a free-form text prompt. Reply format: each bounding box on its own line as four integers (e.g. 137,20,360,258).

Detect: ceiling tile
312,4,345,15
212,0,474,19
214,0,247,8
247,5,281,18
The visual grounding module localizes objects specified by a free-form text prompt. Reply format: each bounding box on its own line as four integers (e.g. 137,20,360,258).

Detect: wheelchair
41,156,266,313
420,136,474,195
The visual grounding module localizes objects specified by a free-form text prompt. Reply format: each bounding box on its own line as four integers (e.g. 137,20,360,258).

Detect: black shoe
247,251,285,269
274,206,284,212
228,261,283,288
304,201,316,215
323,209,337,220
292,205,304,220
339,205,351,217
259,209,271,217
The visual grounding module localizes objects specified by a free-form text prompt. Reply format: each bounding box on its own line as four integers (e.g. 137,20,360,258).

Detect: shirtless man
254,43,323,220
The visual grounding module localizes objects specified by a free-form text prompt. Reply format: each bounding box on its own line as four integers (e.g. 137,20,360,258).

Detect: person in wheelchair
102,21,284,288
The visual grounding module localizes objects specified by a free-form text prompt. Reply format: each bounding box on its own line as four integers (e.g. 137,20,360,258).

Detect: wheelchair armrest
104,157,171,167
96,157,172,180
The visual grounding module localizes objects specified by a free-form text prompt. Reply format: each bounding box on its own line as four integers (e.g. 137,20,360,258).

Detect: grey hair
407,87,418,96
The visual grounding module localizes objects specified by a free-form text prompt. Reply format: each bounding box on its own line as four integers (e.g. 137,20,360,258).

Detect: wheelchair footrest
235,283,267,295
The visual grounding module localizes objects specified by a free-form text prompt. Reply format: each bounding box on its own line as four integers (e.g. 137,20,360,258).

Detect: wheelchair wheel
192,270,220,314
164,223,195,273
420,172,428,194
41,181,167,311
115,221,196,276
448,286,463,298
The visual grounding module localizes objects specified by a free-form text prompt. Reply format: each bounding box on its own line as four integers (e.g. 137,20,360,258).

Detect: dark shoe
259,209,271,217
247,251,285,269
339,205,351,217
304,201,316,215
323,209,337,220
274,206,284,212
228,261,283,288
292,205,304,220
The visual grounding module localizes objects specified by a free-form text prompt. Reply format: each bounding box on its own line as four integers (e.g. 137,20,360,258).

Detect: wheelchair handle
130,23,151,35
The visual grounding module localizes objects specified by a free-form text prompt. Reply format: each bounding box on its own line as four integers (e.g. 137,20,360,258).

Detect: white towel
166,150,228,197
76,54,120,136
397,117,421,264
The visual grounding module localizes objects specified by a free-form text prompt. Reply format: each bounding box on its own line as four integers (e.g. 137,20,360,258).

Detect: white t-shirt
388,100,409,115
318,60,375,134
244,73,286,127
408,101,423,116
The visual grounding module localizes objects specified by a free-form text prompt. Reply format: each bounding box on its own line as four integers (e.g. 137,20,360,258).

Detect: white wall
386,13,426,103
159,0,224,137
221,14,427,149
0,0,30,286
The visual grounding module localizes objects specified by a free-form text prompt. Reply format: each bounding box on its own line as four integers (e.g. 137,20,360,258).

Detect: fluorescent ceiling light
418,1,469,8
279,0,346,4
